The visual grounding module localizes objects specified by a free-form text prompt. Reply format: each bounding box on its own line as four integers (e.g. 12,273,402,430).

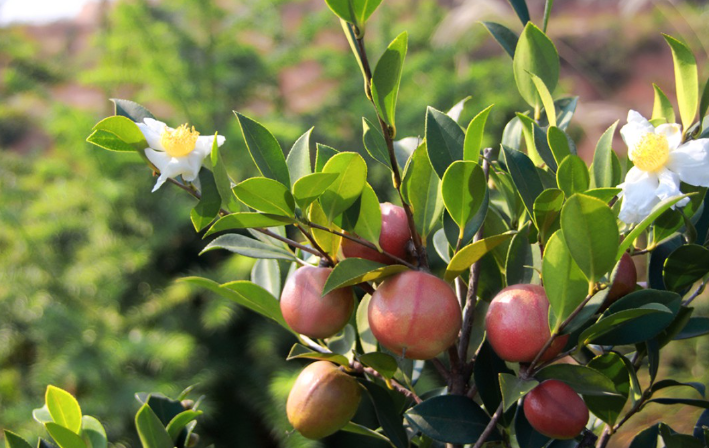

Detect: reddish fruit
485,284,568,363
342,202,411,264
286,361,362,439
605,252,637,304
368,270,461,360
523,380,589,439
280,266,354,339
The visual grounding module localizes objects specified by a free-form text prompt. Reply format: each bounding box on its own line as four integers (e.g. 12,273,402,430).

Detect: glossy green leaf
663,244,709,292
514,407,550,448
86,130,135,153
505,225,540,286
405,395,499,444
543,97,579,131
664,34,698,131
210,136,240,212
286,344,349,367
324,0,382,29
426,106,465,178
315,143,339,172
205,213,293,235
499,373,538,412
529,72,556,126
135,404,173,448
501,145,543,219
341,422,391,443
556,155,589,198
629,425,659,448
584,187,621,203
308,201,342,257
235,112,290,187
33,405,52,424
517,113,556,170
88,116,147,152
546,126,571,167
533,189,563,245
561,194,618,283
112,98,155,122
591,121,619,189
165,411,202,442
356,294,377,353
46,386,82,434
360,381,409,448
578,304,672,347
445,232,516,282
534,364,619,396
543,230,588,331
359,352,398,380
251,259,281,298
190,169,221,232
475,342,514,419
233,177,295,217
443,187,489,249
651,379,706,398
402,143,444,239
506,0,530,25
676,316,709,340
320,152,368,222
322,258,407,295
362,117,392,170
80,416,107,448
45,423,86,448
649,398,709,409
349,183,382,247
582,353,630,425
4,431,33,448
513,23,559,108
202,234,295,260
463,104,494,160
181,277,287,328
441,161,486,237
481,22,517,59
371,31,408,134
700,78,709,120
292,173,338,209
652,84,676,124
286,128,313,188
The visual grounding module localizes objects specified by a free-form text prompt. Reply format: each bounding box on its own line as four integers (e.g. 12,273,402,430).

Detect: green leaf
360,381,409,448
556,155,589,198
547,97,579,131
341,422,392,443
514,407,551,448
499,373,538,412
651,379,706,398
404,395,499,444
529,72,557,126
426,106,465,178
111,98,155,122
506,0,530,25
315,143,339,172
33,405,52,424
165,411,201,442
652,84,676,124
233,177,295,217
320,152,368,222
664,34,698,131
516,113,556,170
546,126,572,167
700,77,709,120
88,116,147,152
80,416,107,448
543,230,588,331
235,112,290,187
649,398,709,409
362,117,392,170
350,183,382,246
501,145,544,219
205,213,293,235
533,189,563,246
463,105,494,160
663,244,709,292
45,423,86,448
630,425,660,448
591,121,619,189
676,316,709,340
441,161,486,237
474,342,514,421
444,232,516,282
561,194,619,283
251,259,281,298
190,169,221,232
292,172,339,209
583,353,631,426
534,364,619,396
285,128,313,188
86,130,135,153
371,31,408,134
584,187,621,203
135,404,173,448
287,344,350,366
402,143,445,239
481,22,517,59
324,0,383,29
578,304,673,347
513,23,559,108
210,136,240,212
201,234,296,260
617,194,692,259
356,294,377,353
46,386,82,434
359,352,398,380
322,258,408,295
308,201,342,257
505,225,540,286
4,431,33,448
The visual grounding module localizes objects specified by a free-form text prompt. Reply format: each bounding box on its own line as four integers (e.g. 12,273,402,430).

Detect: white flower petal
654,168,682,201
667,139,709,187
137,119,166,151
621,110,655,151
618,167,661,224
152,172,170,192
655,123,682,150
144,148,171,170
194,134,225,156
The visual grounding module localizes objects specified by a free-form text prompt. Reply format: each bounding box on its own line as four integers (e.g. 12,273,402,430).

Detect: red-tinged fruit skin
606,252,638,304
523,380,589,439
485,284,568,363
286,361,362,439
280,266,354,339
368,270,462,360
342,202,411,264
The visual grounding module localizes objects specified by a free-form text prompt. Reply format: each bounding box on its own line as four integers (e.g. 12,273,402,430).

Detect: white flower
136,118,226,192
617,110,709,224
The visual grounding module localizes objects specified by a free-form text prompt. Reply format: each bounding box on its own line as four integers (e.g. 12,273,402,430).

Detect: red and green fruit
605,252,637,304
286,361,362,439
523,379,589,439
485,284,568,363
368,270,462,360
280,265,354,339
341,202,411,264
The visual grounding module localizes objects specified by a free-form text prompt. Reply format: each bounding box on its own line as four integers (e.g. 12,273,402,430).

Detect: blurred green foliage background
1,0,709,447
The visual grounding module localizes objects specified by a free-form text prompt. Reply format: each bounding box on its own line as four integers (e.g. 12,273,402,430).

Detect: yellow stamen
631,133,669,172
160,124,199,157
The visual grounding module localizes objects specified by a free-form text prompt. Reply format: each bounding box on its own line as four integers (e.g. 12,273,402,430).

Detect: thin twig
351,361,422,404
430,357,450,382
683,278,709,306
295,224,335,266
472,402,504,448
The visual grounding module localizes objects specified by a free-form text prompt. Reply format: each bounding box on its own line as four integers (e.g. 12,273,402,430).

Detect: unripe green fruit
342,202,411,264
368,270,462,360
485,284,568,363
280,266,354,339
286,361,362,439
523,380,589,439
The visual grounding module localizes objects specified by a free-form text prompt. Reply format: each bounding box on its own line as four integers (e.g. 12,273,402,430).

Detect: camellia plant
8,0,709,447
